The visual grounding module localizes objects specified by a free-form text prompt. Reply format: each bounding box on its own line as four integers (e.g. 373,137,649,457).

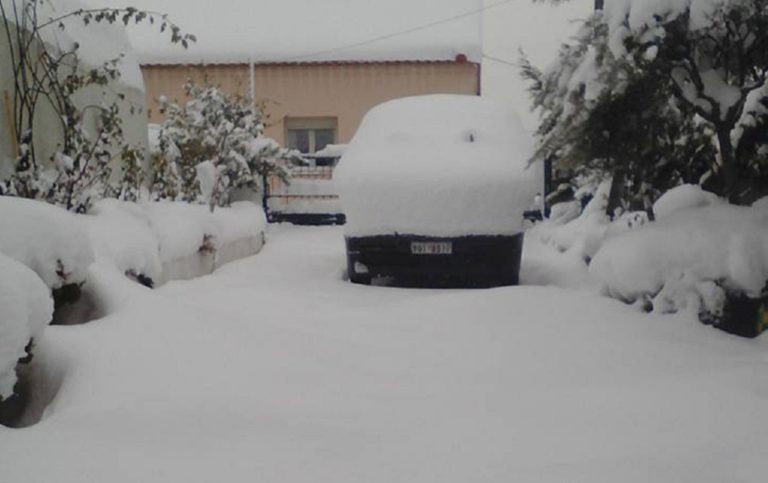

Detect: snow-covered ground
1,225,766,482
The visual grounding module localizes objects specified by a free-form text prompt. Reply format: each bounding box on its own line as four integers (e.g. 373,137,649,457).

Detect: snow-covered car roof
334,94,539,238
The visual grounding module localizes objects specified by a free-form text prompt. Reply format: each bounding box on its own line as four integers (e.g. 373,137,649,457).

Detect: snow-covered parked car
334,95,539,286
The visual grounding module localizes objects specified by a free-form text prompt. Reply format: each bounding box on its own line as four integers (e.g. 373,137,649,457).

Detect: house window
285,117,337,155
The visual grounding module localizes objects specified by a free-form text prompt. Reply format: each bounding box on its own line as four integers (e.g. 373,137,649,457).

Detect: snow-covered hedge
335,95,539,237
0,253,53,400
83,200,267,286
84,200,163,284
142,201,222,265
0,194,266,293
0,196,94,290
590,186,768,318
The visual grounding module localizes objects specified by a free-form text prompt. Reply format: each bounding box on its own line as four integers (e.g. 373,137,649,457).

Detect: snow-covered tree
526,0,768,208
152,80,297,209
629,0,768,203
522,16,716,215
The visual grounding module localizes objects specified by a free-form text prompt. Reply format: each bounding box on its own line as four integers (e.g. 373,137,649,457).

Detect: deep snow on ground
1,226,767,482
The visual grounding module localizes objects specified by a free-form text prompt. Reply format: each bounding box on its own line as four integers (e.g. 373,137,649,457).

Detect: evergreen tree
522,16,715,215
524,0,768,209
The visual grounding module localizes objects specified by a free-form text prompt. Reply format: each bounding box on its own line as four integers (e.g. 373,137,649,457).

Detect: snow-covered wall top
0,0,144,90
94,0,482,64
335,94,538,237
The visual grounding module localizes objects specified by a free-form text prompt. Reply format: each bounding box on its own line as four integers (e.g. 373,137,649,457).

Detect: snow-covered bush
86,200,267,282
527,179,651,266
211,201,267,248
335,94,539,237
0,196,94,290
0,252,53,402
140,200,267,284
151,80,296,208
83,199,162,285
652,183,722,219
142,201,222,265
590,186,768,322
0,0,194,213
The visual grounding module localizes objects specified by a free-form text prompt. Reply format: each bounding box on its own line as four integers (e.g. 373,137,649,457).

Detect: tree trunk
607,165,626,219
715,126,738,203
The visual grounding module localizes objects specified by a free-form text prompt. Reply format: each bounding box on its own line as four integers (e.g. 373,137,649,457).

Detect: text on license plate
410,241,453,255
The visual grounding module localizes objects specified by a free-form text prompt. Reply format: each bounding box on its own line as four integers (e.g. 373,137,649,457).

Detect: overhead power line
284,0,517,62
482,53,518,67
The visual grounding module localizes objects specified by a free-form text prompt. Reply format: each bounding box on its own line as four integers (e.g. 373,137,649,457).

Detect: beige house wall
141,61,480,145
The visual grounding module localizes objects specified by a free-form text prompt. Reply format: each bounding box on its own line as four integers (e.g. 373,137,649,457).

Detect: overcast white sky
483,0,592,130
93,0,592,130
94,0,484,63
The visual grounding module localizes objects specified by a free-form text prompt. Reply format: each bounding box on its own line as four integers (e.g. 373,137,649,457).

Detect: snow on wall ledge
334,95,538,238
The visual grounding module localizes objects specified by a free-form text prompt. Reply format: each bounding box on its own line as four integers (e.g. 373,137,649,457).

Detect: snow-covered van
334,94,538,286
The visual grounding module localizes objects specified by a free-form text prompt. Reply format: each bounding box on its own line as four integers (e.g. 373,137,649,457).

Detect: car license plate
411,241,452,255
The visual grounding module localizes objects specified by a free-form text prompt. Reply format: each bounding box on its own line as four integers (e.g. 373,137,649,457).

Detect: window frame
284,117,338,154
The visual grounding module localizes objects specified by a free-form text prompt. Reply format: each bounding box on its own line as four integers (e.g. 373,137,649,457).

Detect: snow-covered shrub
526,178,653,291
140,200,267,283
0,0,193,213
211,201,267,247
529,180,612,262
0,252,53,402
652,184,723,220
0,196,94,290
151,80,296,208
83,200,162,286
142,201,221,265
84,199,267,288
335,95,539,237
590,191,768,322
